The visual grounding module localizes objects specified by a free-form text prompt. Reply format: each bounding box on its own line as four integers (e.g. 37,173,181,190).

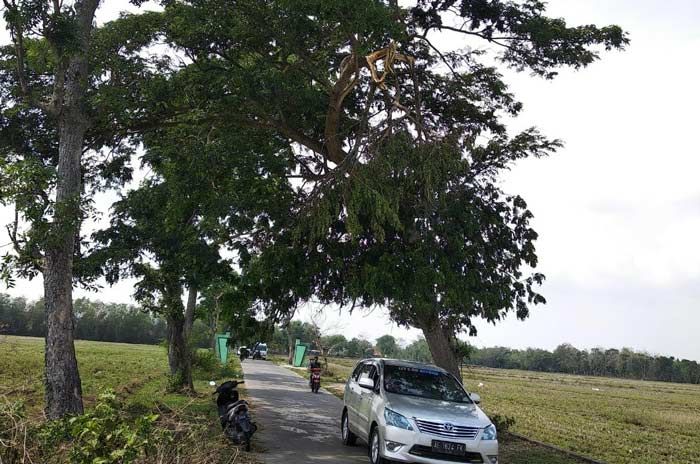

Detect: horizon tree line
4,294,697,385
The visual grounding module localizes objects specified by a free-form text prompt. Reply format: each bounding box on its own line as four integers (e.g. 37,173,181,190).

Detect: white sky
1,1,699,361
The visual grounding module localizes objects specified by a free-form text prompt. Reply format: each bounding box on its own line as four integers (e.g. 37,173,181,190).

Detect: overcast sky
1,1,699,361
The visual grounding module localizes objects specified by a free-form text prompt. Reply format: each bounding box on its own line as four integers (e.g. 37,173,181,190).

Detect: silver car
341,359,498,464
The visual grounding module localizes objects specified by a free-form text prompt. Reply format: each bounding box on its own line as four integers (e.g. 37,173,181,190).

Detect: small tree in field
376,335,399,358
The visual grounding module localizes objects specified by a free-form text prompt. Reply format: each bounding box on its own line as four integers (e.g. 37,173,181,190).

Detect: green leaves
411,0,629,78
39,390,164,464
289,130,549,335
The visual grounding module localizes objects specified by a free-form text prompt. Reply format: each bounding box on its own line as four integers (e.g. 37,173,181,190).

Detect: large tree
155,0,627,377
0,2,163,417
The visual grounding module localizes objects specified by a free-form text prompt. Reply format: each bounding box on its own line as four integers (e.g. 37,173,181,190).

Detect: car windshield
258,344,267,350
383,365,472,403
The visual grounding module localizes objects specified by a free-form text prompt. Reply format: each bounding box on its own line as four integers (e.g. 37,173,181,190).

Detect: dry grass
463,366,700,463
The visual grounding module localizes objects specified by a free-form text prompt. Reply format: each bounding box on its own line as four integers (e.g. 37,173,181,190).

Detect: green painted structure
293,339,310,367
215,332,232,364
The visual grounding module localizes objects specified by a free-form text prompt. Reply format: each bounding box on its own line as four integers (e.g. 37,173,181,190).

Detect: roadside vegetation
0,336,258,463
273,355,700,464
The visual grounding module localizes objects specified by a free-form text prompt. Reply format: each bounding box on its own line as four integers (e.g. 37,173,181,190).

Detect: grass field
463,366,700,464
284,356,700,464
0,335,259,463
4,338,699,464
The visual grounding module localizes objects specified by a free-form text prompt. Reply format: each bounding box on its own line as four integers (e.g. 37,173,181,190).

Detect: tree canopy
146,0,627,376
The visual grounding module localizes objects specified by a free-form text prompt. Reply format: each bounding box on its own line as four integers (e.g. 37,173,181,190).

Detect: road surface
241,360,367,463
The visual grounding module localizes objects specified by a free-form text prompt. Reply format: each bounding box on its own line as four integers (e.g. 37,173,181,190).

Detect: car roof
362,358,448,373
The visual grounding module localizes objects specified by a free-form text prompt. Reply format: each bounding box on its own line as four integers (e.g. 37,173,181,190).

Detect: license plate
432,439,466,456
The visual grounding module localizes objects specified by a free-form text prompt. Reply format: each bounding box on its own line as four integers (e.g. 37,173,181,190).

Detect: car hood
385,392,492,427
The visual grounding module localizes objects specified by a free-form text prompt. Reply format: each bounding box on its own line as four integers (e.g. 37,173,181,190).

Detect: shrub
0,398,32,463
490,414,516,434
40,390,167,464
192,349,218,374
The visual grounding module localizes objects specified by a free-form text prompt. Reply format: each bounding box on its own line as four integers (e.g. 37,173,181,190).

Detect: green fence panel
293,339,310,367
215,332,231,365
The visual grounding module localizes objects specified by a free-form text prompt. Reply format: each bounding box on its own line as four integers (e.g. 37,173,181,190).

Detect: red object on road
310,368,322,393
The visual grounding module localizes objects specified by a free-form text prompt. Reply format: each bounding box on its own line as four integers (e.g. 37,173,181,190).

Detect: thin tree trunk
421,321,461,380
209,295,221,352
184,285,197,339
166,313,194,393
282,312,294,365
287,329,295,365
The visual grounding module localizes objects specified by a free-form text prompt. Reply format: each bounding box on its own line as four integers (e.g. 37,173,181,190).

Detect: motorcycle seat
225,400,249,415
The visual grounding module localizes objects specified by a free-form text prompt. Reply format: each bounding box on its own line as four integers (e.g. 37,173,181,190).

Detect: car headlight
481,424,497,441
384,408,413,431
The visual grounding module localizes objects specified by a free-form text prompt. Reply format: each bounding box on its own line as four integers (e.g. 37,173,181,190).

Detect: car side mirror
469,393,481,404
358,378,375,389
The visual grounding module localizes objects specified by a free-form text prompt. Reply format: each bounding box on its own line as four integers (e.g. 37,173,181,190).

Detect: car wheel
341,409,357,446
369,426,388,464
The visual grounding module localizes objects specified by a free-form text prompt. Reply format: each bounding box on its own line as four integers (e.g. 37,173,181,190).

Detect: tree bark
287,328,295,365
43,65,91,420
184,285,197,339
208,294,221,352
282,312,294,365
421,321,462,381
166,312,194,393
163,283,194,392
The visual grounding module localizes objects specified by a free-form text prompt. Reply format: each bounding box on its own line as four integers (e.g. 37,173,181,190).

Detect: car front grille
409,445,484,463
414,418,481,440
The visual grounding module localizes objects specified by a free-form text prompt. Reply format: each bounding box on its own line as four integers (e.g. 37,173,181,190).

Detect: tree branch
324,51,368,165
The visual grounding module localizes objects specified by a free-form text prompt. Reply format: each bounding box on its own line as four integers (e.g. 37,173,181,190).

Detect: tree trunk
44,249,83,418
43,70,90,420
41,0,100,420
184,285,197,339
209,295,221,352
287,328,295,365
282,312,294,365
166,313,194,393
421,321,461,381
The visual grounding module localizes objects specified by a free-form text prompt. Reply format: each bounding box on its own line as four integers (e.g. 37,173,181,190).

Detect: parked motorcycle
310,367,322,393
211,380,257,451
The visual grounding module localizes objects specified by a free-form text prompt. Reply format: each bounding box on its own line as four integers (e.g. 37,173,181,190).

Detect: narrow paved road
241,360,367,464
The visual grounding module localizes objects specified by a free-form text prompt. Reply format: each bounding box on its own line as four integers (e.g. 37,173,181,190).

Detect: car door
356,362,379,440
345,362,367,431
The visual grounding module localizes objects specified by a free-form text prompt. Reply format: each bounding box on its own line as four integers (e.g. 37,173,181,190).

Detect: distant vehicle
237,346,247,356
341,358,498,464
308,349,321,357
238,347,250,362
249,343,267,360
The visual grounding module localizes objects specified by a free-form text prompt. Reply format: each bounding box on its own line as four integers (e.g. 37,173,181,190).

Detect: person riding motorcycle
308,355,322,385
